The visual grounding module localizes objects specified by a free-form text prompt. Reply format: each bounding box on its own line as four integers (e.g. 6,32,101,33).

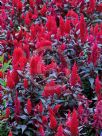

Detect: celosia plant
0,0,102,136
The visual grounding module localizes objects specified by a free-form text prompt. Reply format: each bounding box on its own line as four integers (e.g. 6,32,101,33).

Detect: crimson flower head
53,104,61,114
26,98,32,114
50,114,57,129
40,4,47,15
30,55,44,75
88,0,96,13
17,0,22,11
94,100,102,129
30,24,36,38
8,130,13,136
25,13,31,26
13,47,23,62
80,14,87,42
7,71,15,89
78,105,84,115
0,93,2,104
70,109,79,136
6,107,10,118
70,62,80,86
55,0,63,6
17,56,27,70
35,40,52,50
90,43,100,66
59,16,65,35
11,70,19,84
36,101,43,113
14,93,20,119
0,71,3,78
46,60,57,72
48,106,55,116
39,125,45,136
43,80,61,97
95,76,101,99
67,10,78,25
55,124,65,136
46,16,57,34
65,20,71,34
42,116,48,124
23,78,29,89
12,47,26,70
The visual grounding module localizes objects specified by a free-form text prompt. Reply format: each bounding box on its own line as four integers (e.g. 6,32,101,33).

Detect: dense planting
0,0,102,136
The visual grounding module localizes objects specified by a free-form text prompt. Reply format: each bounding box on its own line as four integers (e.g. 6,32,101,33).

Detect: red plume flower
14,93,20,119
55,124,65,136
17,0,22,11
40,4,47,15
46,16,57,34
36,101,43,113
78,105,84,115
39,125,45,136
29,0,35,8
70,62,80,86
39,102,43,113
67,10,78,25
17,56,27,70
30,55,43,75
13,47,24,64
11,70,19,84
96,3,102,12
23,44,30,59
80,14,87,42
0,71,3,78
95,76,101,100
94,100,102,129
25,13,31,26
0,93,2,104
24,78,29,89
43,80,62,97
50,114,57,129
48,106,55,116
53,104,61,114
30,24,36,38
26,98,32,114
7,71,15,89
36,40,51,49
70,109,79,136
65,20,71,34
59,16,65,35
8,130,13,136
88,0,96,13
42,116,48,124
90,43,100,66
6,107,10,118
12,47,26,70
55,0,63,6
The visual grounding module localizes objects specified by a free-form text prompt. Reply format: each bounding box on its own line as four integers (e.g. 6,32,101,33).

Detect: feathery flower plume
50,114,57,129
6,107,10,118
8,130,13,136
55,124,65,136
70,109,79,136
70,62,80,86
26,98,32,114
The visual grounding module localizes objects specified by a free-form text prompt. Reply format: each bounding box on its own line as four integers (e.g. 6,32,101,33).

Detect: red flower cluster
43,80,61,97
26,98,32,114
70,62,81,86
0,0,101,136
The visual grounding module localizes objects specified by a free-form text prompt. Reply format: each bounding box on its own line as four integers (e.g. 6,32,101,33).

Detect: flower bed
0,0,102,136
